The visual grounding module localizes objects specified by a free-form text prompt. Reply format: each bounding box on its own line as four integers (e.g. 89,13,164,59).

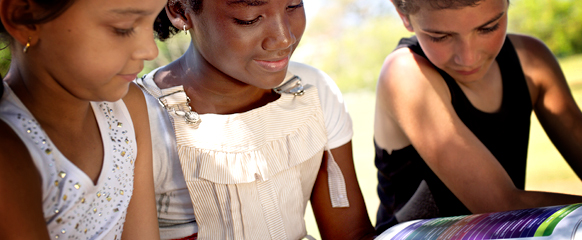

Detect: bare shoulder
121,83,150,142
508,33,565,102
378,47,431,88
377,47,450,111
508,33,557,70
374,47,454,150
121,83,150,144
152,58,184,89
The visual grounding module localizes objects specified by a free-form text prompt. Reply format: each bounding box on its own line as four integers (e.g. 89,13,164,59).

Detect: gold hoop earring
22,37,31,53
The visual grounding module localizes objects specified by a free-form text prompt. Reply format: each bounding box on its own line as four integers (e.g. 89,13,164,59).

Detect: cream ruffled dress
139,71,349,240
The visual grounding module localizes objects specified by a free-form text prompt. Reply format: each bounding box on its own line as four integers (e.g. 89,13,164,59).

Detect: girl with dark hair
374,0,582,232
0,0,166,239
137,0,377,239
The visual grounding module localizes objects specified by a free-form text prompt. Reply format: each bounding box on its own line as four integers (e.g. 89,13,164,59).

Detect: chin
453,73,485,83
101,87,131,102
254,73,288,89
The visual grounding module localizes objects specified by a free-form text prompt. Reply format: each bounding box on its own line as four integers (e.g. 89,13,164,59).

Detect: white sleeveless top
139,62,353,240
0,82,137,240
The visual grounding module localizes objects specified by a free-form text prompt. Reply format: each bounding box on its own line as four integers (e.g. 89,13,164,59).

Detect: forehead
72,0,166,16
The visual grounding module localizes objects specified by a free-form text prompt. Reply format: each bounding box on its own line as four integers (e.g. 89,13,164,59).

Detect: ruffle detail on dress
178,109,327,185
137,71,350,207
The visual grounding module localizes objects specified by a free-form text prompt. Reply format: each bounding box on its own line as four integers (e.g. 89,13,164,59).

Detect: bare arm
311,141,376,240
377,48,582,215
0,121,50,240
121,83,160,240
510,34,582,179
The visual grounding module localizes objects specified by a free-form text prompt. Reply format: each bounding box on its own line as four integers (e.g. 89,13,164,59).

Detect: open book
376,203,582,240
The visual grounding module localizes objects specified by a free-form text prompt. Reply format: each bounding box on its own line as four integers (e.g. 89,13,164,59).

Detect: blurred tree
0,47,10,78
140,34,190,77
509,0,582,57
140,0,410,92
3,0,581,91
294,0,410,91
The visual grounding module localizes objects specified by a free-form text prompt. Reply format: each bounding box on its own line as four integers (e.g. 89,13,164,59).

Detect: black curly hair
154,0,203,41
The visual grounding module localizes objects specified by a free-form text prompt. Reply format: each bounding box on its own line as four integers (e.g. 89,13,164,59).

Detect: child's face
33,0,166,102
406,0,508,83
189,0,306,89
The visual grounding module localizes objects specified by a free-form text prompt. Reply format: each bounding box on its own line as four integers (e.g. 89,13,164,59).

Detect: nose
453,38,479,67
132,29,159,61
261,15,297,52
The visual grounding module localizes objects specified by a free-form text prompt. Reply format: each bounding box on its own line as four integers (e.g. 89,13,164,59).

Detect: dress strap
325,147,350,208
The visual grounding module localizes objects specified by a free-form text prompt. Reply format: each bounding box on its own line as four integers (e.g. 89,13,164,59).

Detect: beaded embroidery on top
0,84,137,240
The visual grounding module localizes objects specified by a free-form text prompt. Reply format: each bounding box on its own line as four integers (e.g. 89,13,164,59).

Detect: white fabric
286,62,353,149
0,82,137,240
141,80,197,239
139,61,353,239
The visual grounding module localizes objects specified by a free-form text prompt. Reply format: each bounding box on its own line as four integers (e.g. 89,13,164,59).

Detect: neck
5,63,95,132
155,43,279,115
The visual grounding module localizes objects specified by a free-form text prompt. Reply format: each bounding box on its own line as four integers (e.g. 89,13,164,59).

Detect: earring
22,37,31,53
183,25,188,35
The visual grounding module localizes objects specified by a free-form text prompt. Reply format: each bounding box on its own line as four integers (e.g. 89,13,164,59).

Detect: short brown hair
392,0,484,15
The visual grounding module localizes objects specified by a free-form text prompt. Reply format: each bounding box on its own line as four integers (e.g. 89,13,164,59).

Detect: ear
165,0,192,31
0,0,41,48
393,6,414,32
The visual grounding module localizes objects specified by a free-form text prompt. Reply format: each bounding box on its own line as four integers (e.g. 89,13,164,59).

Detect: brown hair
392,0,485,15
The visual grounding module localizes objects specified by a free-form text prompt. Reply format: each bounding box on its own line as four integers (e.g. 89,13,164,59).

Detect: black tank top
375,36,532,232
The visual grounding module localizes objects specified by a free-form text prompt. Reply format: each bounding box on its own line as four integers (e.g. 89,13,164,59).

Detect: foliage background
133,0,582,91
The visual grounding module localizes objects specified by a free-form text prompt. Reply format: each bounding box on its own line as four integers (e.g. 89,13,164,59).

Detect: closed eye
234,16,262,25
114,27,135,37
428,35,448,43
478,23,500,34
287,1,303,11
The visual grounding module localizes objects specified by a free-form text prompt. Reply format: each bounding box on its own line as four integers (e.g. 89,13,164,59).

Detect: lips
118,73,139,82
254,56,290,72
455,66,481,76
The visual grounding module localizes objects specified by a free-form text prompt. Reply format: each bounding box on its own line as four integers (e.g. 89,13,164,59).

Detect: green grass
303,58,582,239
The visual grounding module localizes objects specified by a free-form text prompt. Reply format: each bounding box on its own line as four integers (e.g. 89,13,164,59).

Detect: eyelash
288,1,304,11
114,27,135,37
234,17,262,25
233,1,304,26
427,23,500,43
479,23,500,34
428,35,448,43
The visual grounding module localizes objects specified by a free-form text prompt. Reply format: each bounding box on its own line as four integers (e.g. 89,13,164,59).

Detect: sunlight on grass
526,84,582,194
560,55,582,84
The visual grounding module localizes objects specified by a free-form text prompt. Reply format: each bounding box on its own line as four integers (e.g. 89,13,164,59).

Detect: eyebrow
110,8,153,15
227,0,268,6
422,11,505,35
